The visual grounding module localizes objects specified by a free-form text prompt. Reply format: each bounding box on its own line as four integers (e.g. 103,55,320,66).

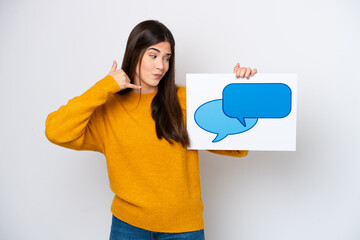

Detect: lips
154,74,162,78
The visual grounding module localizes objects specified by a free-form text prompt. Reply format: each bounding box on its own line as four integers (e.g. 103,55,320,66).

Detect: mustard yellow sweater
45,75,248,233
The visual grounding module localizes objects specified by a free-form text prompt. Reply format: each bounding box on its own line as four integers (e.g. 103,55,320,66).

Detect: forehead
147,41,171,53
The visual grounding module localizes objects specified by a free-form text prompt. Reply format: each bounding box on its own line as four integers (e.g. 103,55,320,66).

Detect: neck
131,86,158,94
133,77,158,94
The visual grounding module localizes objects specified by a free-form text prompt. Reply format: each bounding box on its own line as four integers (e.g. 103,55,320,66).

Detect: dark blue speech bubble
223,83,292,126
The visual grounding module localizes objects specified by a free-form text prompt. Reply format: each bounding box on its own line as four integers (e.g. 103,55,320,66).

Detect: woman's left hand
233,63,258,79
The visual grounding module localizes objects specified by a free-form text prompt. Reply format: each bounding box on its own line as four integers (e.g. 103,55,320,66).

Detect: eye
149,55,157,59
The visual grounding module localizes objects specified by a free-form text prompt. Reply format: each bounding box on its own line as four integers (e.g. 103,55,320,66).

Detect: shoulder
176,86,186,110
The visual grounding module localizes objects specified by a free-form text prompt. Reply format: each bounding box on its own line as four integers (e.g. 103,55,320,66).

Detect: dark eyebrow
147,47,172,56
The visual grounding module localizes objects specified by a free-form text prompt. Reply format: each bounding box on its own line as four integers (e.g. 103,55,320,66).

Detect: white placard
186,74,297,151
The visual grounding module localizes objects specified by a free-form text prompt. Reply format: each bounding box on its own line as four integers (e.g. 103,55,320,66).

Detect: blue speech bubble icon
194,99,258,142
223,83,292,126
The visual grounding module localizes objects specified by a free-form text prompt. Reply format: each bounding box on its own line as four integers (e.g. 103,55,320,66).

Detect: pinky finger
127,83,141,89
250,68,258,77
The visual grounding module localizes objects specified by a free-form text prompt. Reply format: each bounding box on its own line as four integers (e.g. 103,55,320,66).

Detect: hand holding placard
187,73,297,151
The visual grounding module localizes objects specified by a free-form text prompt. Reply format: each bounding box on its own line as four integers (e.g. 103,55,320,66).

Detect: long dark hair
119,20,189,147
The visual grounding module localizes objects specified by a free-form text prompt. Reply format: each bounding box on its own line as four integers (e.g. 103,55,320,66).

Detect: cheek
164,63,170,73
140,60,154,73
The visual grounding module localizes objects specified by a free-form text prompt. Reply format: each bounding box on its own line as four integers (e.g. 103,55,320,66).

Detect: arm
45,60,140,152
45,75,120,152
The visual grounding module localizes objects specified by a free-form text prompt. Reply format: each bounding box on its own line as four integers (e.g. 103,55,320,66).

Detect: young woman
45,20,257,240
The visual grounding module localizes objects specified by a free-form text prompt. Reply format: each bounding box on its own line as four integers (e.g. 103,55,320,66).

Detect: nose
156,59,164,71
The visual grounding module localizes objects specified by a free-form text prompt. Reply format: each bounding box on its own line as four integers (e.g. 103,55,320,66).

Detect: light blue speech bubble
223,83,292,127
194,99,258,142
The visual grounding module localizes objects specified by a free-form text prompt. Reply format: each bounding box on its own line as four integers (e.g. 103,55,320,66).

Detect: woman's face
134,41,172,93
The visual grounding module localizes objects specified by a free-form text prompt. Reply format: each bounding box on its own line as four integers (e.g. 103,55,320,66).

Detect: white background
1,0,359,239
187,74,297,151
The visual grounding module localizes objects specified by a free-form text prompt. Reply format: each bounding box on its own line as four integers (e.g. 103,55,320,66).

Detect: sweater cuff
206,150,249,157
100,75,121,93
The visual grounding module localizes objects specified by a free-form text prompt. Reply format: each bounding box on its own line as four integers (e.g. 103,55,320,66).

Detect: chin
150,80,161,87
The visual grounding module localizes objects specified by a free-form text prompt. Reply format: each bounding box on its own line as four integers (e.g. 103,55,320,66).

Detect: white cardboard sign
186,73,297,151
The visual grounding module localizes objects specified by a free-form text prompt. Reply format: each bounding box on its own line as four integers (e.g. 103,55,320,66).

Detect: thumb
109,60,117,73
233,63,240,73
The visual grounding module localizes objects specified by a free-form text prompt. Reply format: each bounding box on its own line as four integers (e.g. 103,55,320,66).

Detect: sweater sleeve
45,75,120,153
206,150,249,157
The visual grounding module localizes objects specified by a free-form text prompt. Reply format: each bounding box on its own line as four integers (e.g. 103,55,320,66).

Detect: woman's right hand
108,60,141,91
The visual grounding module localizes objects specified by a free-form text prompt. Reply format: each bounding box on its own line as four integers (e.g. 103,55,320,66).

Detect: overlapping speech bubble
194,83,292,143
194,99,258,142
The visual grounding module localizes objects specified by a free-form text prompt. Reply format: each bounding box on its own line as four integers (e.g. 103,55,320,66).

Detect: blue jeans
109,215,205,240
